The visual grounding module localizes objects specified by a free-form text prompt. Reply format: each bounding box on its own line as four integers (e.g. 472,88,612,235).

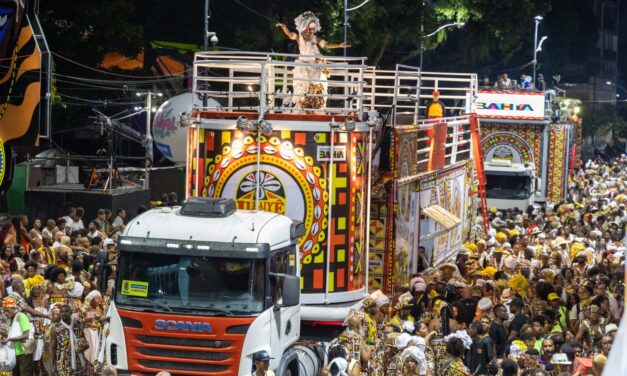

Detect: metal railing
193,51,366,118
192,51,477,124
395,115,474,180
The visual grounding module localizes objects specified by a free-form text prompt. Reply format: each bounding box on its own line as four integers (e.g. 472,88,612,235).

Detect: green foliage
583,103,627,138
40,0,144,65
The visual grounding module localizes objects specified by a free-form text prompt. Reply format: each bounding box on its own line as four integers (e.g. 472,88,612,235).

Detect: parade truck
484,159,538,211
477,89,582,207
105,51,486,375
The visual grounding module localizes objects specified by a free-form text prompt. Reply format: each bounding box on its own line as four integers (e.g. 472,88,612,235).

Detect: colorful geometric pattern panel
187,127,368,294
480,123,542,173
546,124,568,203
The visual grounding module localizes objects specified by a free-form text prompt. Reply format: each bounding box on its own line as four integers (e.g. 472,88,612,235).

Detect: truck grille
136,347,230,361
138,360,228,373
119,309,255,375
136,335,231,348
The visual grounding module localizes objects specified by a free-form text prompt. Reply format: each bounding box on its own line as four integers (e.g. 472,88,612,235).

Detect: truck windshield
485,174,532,199
115,251,265,315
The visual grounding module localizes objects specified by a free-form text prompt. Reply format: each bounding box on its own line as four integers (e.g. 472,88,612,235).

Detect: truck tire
277,344,322,376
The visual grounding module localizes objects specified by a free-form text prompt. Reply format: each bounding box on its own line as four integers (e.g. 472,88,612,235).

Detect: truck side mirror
281,275,300,307
536,177,542,193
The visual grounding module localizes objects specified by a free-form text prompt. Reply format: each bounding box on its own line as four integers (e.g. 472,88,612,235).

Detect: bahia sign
476,90,546,120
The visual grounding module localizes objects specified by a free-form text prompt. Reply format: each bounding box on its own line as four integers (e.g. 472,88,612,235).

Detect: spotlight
177,112,192,128
257,120,273,136
236,115,250,131
328,118,340,129
340,117,356,132
573,106,581,114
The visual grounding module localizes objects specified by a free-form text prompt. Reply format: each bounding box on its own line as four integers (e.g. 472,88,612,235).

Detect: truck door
269,248,300,353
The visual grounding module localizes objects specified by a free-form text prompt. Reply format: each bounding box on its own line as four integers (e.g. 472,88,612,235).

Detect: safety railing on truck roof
192,51,477,124
363,66,477,126
395,115,474,182
193,51,367,119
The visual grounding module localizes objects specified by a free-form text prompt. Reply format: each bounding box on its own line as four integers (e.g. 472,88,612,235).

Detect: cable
51,51,192,78
53,72,191,85
233,0,275,22
57,94,146,105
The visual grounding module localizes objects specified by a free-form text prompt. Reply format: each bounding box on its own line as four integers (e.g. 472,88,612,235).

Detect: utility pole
136,91,162,189
204,0,209,50
420,0,425,71
533,16,542,84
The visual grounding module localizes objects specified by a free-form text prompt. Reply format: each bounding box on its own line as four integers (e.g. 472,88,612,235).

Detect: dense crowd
1,152,626,376
0,206,129,375
322,156,626,376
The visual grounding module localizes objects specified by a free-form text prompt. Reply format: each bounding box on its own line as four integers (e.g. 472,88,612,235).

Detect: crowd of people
0,205,130,375
479,72,563,94
2,151,626,376
322,155,626,376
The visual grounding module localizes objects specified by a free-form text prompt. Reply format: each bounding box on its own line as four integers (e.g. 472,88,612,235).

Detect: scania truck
105,197,324,376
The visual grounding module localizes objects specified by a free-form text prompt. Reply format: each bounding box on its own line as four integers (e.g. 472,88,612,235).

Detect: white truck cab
485,159,539,211
104,197,323,376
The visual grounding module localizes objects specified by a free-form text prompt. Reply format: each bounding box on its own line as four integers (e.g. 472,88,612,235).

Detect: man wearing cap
250,350,275,376
547,293,568,333
1,297,33,375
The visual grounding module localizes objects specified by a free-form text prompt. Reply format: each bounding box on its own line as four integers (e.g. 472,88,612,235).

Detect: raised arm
276,23,297,40
321,42,351,49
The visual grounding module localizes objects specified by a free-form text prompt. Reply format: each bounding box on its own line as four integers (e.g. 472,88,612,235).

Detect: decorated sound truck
105,52,484,375
477,89,582,207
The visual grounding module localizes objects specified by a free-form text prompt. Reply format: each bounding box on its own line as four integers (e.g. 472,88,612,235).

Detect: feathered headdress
294,11,321,33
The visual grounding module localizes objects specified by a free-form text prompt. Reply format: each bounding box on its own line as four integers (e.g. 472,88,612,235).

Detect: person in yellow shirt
425,90,446,118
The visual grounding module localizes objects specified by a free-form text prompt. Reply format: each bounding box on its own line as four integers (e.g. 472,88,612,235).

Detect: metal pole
533,18,539,84
343,0,348,57
419,0,425,71
364,127,373,296
325,125,336,304
203,0,209,50
145,92,152,190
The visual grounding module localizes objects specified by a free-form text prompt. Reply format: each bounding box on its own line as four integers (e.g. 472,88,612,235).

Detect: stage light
236,115,250,131
341,117,356,132
257,120,273,136
328,118,340,129
177,112,192,128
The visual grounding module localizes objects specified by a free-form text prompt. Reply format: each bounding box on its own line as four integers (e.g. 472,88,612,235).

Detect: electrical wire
233,0,276,22
53,72,191,85
57,93,146,105
51,51,192,78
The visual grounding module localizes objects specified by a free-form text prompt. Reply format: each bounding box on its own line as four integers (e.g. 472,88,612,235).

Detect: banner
476,90,545,120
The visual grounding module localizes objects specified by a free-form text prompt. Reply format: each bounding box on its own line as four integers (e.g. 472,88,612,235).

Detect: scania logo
154,319,212,333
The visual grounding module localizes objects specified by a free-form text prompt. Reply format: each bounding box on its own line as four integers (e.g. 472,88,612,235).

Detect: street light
343,0,372,57
203,0,218,49
419,21,465,71
536,36,548,53
533,15,544,85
